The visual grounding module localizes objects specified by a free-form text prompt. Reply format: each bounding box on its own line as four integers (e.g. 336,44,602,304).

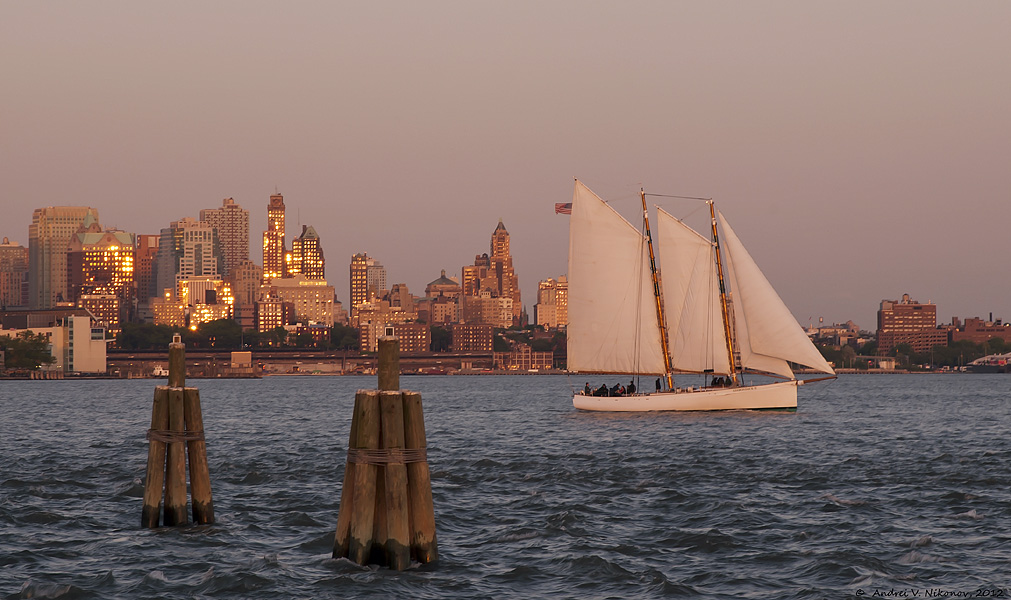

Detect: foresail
718,212,835,376
567,181,667,375
656,208,731,375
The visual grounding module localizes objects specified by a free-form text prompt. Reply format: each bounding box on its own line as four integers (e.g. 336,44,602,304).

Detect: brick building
876,294,949,354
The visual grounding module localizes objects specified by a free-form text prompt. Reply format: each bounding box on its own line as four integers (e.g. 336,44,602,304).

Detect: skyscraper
155,217,223,300
461,220,522,326
262,193,285,281
134,234,160,304
350,253,386,324
200,197,249,278
28,206,100,309
535,275,568,329
288,225,325,279
66,222,136,338
0,237,29,309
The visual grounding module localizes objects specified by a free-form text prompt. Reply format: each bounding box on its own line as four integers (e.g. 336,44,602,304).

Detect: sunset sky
3,2,1009,329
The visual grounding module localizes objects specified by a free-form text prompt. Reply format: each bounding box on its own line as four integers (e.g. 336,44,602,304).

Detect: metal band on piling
347,447,428,465
146,429,206,443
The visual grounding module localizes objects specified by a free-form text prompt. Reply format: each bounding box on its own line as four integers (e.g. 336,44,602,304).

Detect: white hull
572,379,801,412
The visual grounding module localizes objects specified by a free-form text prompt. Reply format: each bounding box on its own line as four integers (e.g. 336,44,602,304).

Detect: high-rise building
268,275,335,326
155,217,223,300
535,276,568,329
876,294,949,354
200,198,249,278
28,206,101,309
461,220,522,326
262,193,286,281
134,234,160,304
66,222,136,338
288,225,325,279
0,237,29,309
350,253,386,319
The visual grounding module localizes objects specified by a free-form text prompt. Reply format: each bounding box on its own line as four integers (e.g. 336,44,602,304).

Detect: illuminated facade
151,278,234,329
535,275,568,329
262,193,286,281
451,323,493,351
461,220,521,326
356,299,414,352
28,206,100,309
269,275,335,326
0,237,29,308
155,218,223,300
288,225,325,279
200,197,249,277
66,224,136,339
134,234,160,304
350,253,386,324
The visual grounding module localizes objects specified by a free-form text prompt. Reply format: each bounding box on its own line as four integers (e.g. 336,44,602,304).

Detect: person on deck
655,378,662,393
584,382,591,395
627,380,636,395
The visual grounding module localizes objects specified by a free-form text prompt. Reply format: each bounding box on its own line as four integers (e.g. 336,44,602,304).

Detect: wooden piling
184,387,214,524
403,391,438,563
143,334,214,529
347,390,380,565
168,337,185,388
163,387,189,526
141,386,169,528
332,335,437,569
380,391,410,570
377,336,399,392
333,390,364,558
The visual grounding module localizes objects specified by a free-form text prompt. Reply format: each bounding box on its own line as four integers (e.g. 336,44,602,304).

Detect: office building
461,220,521,326
0,238,29,309
28,206,100,309
288,225,325,279
66,223,136,338
263,193,286,281
876,294,949,354
155,217,223,300
134,234,160,305
268,275,335,326
535,275,568,329
200,197,249,277
350,253,386,324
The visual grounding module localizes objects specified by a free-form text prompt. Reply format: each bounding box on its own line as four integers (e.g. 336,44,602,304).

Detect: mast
641,189,674,390
710,201,739,386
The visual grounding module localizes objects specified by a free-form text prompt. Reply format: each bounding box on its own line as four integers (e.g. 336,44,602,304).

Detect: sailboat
567,180,835,411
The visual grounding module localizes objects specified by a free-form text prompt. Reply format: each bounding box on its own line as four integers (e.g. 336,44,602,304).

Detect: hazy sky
3,2,1009,330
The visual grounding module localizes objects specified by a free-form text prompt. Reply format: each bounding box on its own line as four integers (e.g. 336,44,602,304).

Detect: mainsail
655,208,731,375
718,211,835,377
567,181,666,374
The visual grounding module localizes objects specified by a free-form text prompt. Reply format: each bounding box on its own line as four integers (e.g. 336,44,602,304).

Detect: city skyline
4,2,1010,329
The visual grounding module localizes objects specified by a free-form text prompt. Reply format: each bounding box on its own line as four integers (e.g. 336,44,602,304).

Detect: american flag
554,202,572,215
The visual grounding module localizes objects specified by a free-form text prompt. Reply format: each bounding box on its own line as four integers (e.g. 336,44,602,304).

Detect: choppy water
1,374,1009,599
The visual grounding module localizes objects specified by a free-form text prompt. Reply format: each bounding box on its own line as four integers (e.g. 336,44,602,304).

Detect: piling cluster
333,336,438,569
142,335,214,528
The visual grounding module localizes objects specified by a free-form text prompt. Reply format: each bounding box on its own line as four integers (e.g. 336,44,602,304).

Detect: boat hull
572,380,800,412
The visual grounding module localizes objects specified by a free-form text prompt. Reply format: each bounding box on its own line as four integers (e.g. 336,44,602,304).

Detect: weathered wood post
141,386,168,528
403,390,438,563
163,385,188,526
333,334,437,569
347,390,380,564
141,334,214,527
184,387,214,524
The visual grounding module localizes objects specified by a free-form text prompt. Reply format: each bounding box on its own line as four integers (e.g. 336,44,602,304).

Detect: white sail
567,181,667,374
718,212,835,376
656,208,731,375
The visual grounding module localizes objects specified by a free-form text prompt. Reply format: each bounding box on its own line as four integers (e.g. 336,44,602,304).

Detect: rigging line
645,193,712,201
